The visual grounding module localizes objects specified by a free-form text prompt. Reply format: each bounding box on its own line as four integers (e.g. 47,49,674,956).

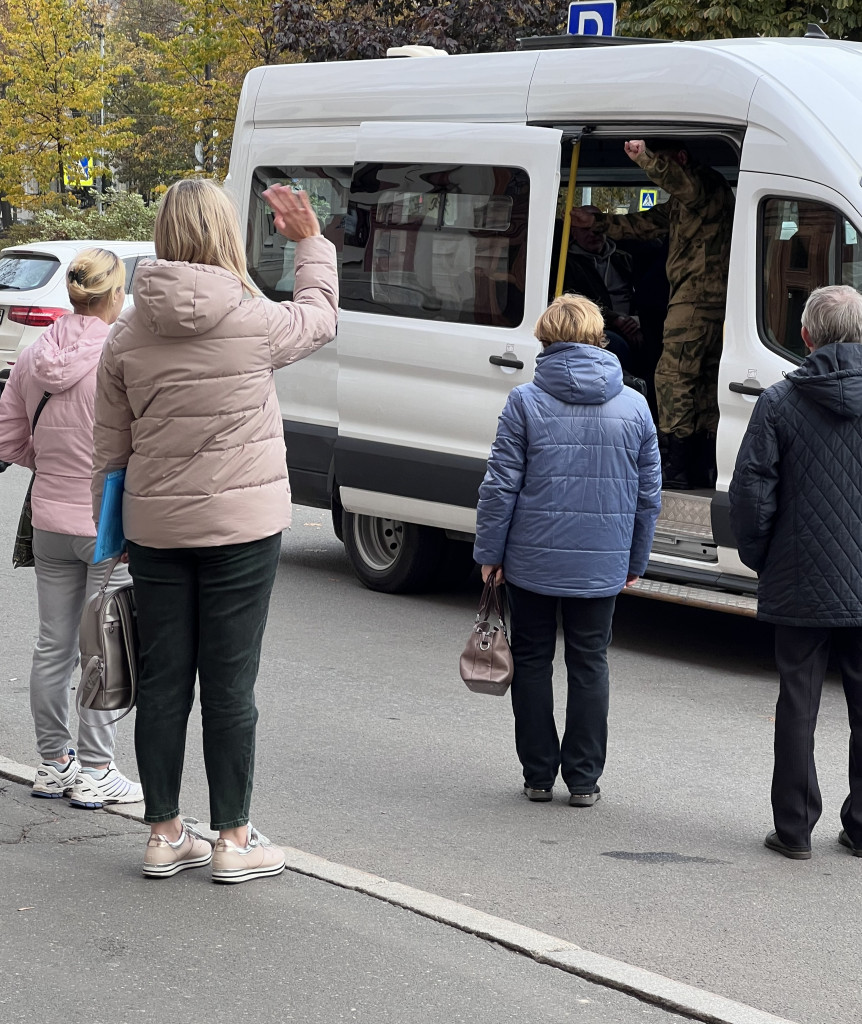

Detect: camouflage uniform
592,150,735,438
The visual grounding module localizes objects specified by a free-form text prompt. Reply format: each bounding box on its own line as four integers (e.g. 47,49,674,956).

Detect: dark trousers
127,533,281,830
507,582,616,793
772,625,862,848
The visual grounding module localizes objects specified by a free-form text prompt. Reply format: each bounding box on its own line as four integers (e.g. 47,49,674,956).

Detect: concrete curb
0,755,797,1024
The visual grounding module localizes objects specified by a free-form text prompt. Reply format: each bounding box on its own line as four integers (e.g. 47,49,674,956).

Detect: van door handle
489,354,524,370
729,381,765,397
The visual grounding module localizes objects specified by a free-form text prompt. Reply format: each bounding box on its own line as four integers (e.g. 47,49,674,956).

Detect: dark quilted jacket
473,342,661,598
728,343,862,626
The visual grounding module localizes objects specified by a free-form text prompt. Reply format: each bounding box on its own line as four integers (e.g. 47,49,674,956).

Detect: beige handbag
460,576,514,696
77,555,138,723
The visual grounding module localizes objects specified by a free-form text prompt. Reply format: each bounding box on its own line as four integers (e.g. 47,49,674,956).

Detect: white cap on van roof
386,45,449,58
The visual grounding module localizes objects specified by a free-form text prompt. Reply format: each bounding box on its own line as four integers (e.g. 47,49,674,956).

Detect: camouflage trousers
654,304,724,438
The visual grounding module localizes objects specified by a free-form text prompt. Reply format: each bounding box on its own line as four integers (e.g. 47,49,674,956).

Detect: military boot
662,434,694,490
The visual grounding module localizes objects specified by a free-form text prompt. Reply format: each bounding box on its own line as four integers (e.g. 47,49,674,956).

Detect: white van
226,33,862,614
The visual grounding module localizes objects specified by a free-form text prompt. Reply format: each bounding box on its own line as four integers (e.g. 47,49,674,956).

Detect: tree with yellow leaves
0,0,133,209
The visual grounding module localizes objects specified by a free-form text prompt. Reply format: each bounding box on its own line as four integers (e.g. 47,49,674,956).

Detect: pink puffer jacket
91,235,338,548
0,314,112,537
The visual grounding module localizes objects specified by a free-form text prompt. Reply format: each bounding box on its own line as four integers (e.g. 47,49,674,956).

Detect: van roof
243,36,862,131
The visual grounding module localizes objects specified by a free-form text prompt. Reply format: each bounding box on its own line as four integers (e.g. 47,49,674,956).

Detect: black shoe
839,830,862,857
523,785,553,802
568,786,601,807
764,830,811,860
661,434,693,490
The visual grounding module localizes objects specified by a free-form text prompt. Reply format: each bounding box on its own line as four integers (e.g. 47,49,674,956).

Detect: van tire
343,512,443,593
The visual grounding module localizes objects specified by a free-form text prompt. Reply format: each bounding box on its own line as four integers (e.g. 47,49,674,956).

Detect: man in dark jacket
729,284,862,861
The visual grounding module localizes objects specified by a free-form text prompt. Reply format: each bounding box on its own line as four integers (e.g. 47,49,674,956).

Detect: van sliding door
336,121,561,548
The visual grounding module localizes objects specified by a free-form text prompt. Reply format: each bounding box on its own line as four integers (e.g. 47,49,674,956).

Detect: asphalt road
1,463,859,1024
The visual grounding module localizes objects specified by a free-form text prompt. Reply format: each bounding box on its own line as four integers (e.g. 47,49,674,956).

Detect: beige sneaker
143,818,213,878
211,825,285,884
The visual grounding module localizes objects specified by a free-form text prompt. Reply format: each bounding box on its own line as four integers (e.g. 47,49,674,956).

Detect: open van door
335,121,562,592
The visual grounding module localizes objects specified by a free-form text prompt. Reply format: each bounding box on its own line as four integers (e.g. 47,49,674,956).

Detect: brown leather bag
460,576,514,696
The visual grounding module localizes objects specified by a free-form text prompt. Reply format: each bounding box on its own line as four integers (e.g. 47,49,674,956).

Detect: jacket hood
533,342,624,406
786,343,862,418
133,260,244,337
29,313,111,393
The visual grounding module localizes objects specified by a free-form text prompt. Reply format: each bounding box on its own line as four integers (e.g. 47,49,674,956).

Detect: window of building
247,166,351,301
761,197,862,360
341,163,530,328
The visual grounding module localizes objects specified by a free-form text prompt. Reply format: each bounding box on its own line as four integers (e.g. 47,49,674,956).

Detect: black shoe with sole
523,785,553,802
568,786,601,807
764,830,811,860
839,830,862,857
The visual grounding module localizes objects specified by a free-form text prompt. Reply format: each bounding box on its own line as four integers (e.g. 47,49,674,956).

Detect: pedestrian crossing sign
639,188,657,211
63,158,94,188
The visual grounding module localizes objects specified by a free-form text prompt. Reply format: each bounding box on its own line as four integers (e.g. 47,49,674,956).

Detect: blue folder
93,469,126,563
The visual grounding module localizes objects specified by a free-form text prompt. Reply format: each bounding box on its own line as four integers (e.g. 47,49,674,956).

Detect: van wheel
343,512,442,593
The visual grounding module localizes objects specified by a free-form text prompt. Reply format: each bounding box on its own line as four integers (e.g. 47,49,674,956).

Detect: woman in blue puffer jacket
474,294,661,807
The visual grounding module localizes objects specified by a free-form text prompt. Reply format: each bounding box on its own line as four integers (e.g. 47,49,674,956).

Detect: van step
624,577,757,617
657,490,713,541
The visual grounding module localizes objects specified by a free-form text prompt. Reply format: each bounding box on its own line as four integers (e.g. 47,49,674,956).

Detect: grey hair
801,285,862,349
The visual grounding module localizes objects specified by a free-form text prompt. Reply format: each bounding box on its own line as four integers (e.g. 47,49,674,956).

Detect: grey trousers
31,529,131,765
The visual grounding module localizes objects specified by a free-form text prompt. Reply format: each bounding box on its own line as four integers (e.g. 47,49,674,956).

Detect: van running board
624,578,757,617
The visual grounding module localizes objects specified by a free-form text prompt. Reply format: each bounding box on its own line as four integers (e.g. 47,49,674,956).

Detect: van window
247,166,350,300
342,163,530,328
761,197,862,360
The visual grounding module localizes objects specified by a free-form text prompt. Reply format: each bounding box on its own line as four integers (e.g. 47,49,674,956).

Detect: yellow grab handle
554,140,582,299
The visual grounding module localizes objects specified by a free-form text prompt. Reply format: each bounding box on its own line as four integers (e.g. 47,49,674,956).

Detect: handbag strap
31,391,51,434
476,576,509,633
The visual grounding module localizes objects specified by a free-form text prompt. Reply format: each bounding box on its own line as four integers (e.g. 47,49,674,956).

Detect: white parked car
0,240,156,393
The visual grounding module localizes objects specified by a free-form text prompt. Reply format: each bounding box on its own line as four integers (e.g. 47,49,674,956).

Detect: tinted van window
342,163,530,328
0,254,59,291
247,166,350,301
761,197,862,360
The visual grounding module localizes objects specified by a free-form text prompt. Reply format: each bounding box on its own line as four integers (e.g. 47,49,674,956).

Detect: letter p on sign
567,0,617,36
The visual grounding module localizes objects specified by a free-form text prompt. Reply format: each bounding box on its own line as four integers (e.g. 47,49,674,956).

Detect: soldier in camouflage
571,139,735,489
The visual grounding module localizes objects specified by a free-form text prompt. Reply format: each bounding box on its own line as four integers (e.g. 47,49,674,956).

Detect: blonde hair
66,248,125,311
534,294,605,348
154,179,260,294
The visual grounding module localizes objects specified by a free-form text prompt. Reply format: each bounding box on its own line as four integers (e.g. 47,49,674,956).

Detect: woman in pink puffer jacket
91,180,338,884
0,249,143,808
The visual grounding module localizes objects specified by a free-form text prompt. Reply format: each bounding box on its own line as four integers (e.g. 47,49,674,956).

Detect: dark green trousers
128,533,281,830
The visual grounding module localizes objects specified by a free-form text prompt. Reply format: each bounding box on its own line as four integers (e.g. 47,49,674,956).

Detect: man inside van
729,284,862,861
571,139,735,490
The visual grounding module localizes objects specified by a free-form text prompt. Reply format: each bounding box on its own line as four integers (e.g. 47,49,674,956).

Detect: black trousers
772,625,862,848
507,582,616,793
128,533,281,830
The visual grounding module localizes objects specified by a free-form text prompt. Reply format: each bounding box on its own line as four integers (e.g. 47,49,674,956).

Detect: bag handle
31,391,51,434
476,575,509,636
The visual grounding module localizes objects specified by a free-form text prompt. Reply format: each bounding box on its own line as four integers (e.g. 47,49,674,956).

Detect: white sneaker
211,825,286,884
68,763,144,808
32,756,79,799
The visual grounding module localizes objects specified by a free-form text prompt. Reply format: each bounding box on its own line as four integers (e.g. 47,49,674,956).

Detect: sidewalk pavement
0,767,796,1024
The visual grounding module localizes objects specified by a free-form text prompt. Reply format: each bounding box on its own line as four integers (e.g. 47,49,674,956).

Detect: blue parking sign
567,0,617,36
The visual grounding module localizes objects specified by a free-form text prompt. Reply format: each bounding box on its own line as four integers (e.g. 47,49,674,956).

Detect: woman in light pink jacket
0,249,143,808
91,180,338,884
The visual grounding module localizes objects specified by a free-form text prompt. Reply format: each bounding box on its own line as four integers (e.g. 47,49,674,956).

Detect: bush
1,190,160,245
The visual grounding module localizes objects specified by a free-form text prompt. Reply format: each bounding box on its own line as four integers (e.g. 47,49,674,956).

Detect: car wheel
342,511,443,593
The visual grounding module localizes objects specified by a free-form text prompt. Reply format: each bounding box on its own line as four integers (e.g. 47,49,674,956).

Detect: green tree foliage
0,0,133,209
274,1,565,60
136,0,291,179
2,190,159,243
618,0,862,41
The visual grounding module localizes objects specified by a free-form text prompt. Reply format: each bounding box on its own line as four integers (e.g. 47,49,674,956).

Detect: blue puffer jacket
473,342,662,597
